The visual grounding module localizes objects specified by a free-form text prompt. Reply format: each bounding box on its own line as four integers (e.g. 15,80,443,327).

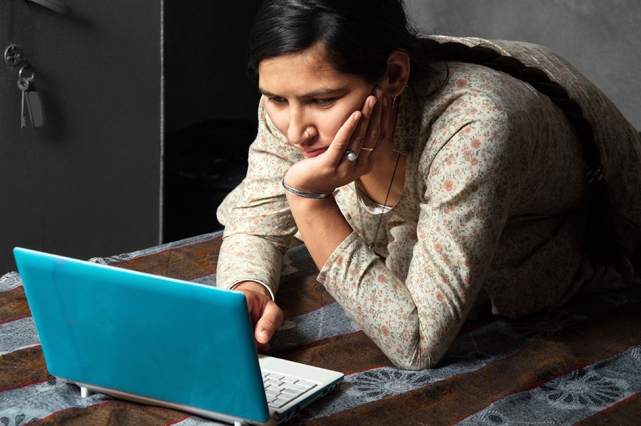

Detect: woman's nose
287,109,312,147
288,129,308,147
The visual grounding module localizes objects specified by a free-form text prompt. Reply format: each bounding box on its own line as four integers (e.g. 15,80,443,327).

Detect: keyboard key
280,394,297,403
272,398,290,408
262,369,320,409
282,382,313,392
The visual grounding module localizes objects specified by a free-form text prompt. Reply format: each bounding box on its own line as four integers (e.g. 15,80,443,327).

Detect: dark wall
0,0,161,273
164,1,262,134
165,1,640,133
406,0,641,130
162,1,263,242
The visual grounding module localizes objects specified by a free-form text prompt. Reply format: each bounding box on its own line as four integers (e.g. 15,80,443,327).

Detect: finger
362,91,384,154
324,88,382,164
239,290,260,325
367,95,392,164
349,95,378,153
255,301,284,344
323,110,362,165
256,341,270,353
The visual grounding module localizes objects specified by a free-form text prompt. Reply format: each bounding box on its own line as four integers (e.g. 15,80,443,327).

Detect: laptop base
73,378,340,426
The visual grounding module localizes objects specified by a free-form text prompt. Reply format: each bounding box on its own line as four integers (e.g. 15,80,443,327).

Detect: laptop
13,247,343,426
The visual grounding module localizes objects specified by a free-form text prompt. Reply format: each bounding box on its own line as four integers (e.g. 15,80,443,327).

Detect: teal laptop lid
13,247,270,423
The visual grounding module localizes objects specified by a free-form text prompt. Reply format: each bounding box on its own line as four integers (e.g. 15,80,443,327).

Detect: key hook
4,44,27,67
18,66,35,82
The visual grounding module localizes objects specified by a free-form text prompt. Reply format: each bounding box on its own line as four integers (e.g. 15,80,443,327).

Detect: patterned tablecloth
1,232,640,425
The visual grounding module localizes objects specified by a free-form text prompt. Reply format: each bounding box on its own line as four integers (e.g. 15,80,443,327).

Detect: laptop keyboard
262,371,317,408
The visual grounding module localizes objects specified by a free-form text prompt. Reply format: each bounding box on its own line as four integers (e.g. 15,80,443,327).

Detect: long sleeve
216,100,302,294
318,86,533,369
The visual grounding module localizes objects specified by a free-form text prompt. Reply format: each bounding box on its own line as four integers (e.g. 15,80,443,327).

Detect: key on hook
17,69,44,129
26,90,45,128
17,77,29,128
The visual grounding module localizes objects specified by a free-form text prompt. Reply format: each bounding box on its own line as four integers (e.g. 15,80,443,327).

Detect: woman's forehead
258,44,364,96
258,43,333,78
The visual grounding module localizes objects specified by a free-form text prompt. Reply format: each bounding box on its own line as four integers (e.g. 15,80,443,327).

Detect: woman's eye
313,98,336,107
269,96,287,105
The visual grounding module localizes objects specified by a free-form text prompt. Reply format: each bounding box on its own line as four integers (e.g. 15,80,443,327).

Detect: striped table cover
1,232,640,425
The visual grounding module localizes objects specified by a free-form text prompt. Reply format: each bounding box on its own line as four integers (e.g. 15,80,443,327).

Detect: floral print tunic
216,36,641,369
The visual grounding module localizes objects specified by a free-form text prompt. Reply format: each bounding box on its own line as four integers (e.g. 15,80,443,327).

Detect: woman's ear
381,50,411,98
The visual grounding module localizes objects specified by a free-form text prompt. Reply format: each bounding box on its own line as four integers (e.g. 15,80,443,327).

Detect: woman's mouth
301,147,328,158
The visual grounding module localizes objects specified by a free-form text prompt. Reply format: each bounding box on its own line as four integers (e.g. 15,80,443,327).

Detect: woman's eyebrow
258,87,347,98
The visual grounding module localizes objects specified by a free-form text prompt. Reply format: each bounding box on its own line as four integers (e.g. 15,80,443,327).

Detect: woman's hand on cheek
284,86,390,194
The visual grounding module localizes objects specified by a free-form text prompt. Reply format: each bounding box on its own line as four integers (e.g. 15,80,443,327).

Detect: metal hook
18,66,35,82
4,44,29,68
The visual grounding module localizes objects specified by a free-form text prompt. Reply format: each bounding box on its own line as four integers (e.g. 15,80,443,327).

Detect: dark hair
248,0,623,264
247,0,421,82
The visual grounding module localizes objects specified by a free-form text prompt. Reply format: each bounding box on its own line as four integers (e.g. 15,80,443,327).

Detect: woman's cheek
326,115,345,139
323,108,355,138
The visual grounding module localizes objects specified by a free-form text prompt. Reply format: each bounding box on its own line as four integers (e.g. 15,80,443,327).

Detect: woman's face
258,43,375,158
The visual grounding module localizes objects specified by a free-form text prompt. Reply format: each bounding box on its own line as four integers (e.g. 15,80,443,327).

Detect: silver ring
305,129,310,138
345,150,358,162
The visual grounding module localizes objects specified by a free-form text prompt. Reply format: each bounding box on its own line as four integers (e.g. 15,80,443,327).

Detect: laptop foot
80,386,95,398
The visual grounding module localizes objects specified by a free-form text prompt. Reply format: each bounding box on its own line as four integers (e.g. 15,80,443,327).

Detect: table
2,232,640,425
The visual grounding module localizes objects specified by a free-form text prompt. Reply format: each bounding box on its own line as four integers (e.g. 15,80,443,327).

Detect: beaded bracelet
282,179,332,199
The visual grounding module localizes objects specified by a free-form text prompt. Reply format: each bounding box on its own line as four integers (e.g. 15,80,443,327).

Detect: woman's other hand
232,281,284,352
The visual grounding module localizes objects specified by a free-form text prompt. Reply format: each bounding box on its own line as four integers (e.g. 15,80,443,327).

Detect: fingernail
375,87,383,97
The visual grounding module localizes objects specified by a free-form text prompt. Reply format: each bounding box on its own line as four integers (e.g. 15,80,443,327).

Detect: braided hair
419,39,624,263
247,0,624,264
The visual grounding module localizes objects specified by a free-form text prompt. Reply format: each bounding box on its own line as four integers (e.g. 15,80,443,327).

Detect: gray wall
405,0,641,130
0,1,161,273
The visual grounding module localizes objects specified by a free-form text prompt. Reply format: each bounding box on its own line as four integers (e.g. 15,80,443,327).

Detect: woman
216,0,641,369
